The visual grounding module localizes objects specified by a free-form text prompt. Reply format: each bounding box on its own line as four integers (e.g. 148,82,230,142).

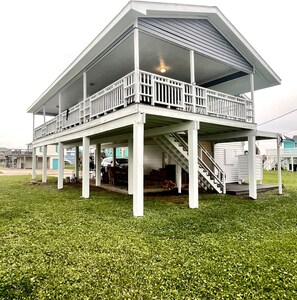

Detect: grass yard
0,171,296,299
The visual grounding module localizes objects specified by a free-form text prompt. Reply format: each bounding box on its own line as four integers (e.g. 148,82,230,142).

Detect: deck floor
90,179,280,196
96,183,280,196
226,183,279,195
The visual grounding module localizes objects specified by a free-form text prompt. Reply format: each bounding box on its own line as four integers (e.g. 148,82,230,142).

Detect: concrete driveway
0,168,73,177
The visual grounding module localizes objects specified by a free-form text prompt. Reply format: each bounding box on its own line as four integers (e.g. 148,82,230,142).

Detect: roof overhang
27,0,281,114
199,128,279,143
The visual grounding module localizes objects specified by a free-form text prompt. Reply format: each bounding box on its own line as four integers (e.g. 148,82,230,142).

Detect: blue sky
1,0,296,152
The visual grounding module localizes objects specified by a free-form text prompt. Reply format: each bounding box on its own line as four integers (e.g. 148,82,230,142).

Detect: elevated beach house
265,135,297,171
27,1,281,216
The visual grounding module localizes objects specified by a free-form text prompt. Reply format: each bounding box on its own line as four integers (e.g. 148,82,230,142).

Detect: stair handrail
170,132,188,152
198,142,225,182
170,133,226,193
198,153,225,193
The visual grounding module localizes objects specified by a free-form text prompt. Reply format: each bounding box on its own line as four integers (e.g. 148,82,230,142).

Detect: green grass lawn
0,171,296,299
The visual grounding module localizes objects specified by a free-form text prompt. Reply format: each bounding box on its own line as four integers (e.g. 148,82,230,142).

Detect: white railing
46,118,57,134
62,104,80,129
171,133,225,193
264,157,277,171
266,148,297,156
33,70,253,140
90,77,125,117
34,127,43,139
207,90,246,121
139,71,248,121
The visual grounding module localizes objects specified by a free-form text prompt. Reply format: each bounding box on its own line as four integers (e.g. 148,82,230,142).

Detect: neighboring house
27,1,281,216
3,145,69,170
4,148,32,169
265,135,297,171
0,147,9,167
35,144,60,170
103,147,128,159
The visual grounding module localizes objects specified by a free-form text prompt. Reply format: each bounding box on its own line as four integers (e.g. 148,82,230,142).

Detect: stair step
154,134,224,194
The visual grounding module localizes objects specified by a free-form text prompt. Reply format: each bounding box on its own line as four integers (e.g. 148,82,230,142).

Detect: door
52,158,59,170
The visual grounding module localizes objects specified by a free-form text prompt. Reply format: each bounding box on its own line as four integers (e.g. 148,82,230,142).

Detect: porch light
160,67,167,73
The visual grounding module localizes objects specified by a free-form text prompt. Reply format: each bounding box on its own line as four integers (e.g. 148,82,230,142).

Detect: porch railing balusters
33,70,253,140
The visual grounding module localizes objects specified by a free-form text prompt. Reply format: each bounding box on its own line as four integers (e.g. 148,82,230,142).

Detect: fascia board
207,10,281,87
256,130,278,140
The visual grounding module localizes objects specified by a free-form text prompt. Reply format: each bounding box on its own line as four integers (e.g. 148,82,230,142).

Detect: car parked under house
27,1,282,216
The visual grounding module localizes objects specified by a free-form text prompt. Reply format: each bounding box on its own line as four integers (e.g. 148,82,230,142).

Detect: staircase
264,157,277,171
153,133,225,193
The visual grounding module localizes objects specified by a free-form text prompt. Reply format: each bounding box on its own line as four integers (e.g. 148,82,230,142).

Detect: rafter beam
200,129,255,142
145,121,199,137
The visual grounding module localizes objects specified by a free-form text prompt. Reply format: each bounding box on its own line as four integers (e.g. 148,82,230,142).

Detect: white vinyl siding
238,155,263,183
214,142,245,183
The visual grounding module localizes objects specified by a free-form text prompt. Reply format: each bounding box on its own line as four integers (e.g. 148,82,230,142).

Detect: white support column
113,147,117,167
58,93,62,114
133,117,144,217
250,73,255,123
277,140,283,194
58,142,64,189
190,50,196,113
83,72,87,100
82,72,87,123
42,145,47,183
134,22,140,103
58,93,62,131
33,113,35,139
32,147,37,180
95,144,101,186
248,134,257,199
188,121,199,208
75,146,80,180
291,157,294,172
128,137,133,195
176,164,182,194
190,50,195,84
43,105,46,123
82,136,90,198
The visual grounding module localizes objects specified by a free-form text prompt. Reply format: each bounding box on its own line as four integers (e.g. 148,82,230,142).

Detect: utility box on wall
238,155,263,184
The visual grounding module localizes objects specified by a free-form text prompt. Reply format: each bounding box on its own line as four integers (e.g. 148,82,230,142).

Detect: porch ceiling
198,125,278,143
138,32,238,86
38,32,244,116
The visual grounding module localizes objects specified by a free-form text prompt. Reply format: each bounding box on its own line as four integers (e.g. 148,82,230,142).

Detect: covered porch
29,16,262,143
